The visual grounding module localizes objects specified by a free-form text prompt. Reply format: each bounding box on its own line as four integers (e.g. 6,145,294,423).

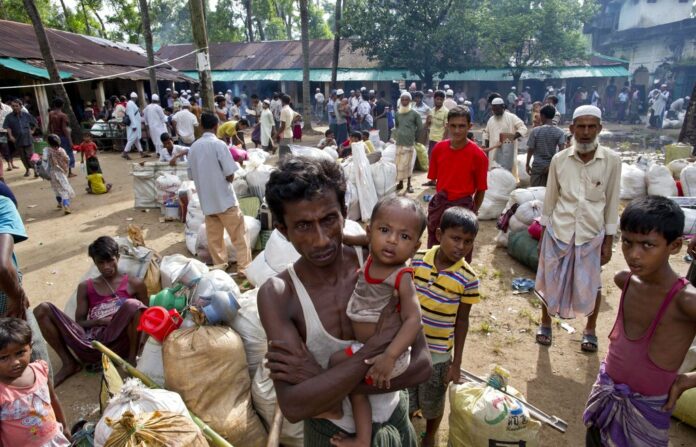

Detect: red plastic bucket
137,306,183,342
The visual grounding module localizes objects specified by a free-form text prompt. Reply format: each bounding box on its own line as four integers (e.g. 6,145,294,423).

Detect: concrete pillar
136,80,146,108
280,81,288,94
33,83,49,134
96,81,106,109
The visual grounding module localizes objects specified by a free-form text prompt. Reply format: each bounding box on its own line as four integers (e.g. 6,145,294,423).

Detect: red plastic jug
137,306,183,342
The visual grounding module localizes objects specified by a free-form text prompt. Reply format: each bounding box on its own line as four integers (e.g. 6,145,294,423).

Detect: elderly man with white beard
534,105,621,353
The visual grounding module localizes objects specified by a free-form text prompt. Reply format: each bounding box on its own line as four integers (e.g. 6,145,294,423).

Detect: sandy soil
8,126,696,446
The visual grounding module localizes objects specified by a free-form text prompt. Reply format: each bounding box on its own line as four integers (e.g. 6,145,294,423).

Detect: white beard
575,139,598,154
398,106,411,114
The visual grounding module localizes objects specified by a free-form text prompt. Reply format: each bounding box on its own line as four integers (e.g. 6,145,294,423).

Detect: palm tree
299,0,313,131
331,0,342,89
23,0,82,143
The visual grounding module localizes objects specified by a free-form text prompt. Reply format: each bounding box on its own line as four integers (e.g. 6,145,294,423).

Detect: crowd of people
0,77,695,447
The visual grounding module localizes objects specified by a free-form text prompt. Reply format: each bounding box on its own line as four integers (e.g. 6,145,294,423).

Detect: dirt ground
8,125,696,446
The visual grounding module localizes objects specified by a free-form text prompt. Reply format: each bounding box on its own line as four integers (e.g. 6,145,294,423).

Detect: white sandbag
342,160,356,184
684,208,696,235
196,216,262,264
509,186,546,206
344,219,367,238
478,169,518,220
233,177,251,198
635,156,652,172
230,288,268,376
620,163,647,200
95,378,189,447
668,159,690,180
290,145,334,162
264,229,301,273
382,144,396,163
681,165,696,197
346,182,361,221
133,165,156,208
323,146,339,161
371,160,397,198
646,165,678,197
159,254,208,289
192,269,242,306
514,200,543,226
494,230,509,248
246,163,275,199
508,215,528,234
136,338,165,387
247,148,270,164
252,364,304,447
155,173,182,193
517,154,530,187
369,129,381,147
245,252,278,288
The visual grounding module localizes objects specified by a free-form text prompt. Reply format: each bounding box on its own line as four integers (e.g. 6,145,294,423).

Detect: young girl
46,134,75,214
292,113,303,142
0,317,70,446
85,157,111,195
329,196,425,447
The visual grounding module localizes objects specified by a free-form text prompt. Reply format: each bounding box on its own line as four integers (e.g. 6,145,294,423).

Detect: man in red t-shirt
426,106,488,255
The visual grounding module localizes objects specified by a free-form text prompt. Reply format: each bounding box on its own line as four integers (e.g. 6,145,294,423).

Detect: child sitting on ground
584,196,696,446
328,196,425,447
409,206,480,447
360,131,375,154
0,317,70,446
317,129,336,149
85,157,112,195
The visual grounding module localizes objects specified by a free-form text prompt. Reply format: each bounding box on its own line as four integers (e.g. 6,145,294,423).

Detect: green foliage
0,0,64,29
308,0,331,39
105,0,142,44
207,0,245,42
342,0,478,85
476,0,598,81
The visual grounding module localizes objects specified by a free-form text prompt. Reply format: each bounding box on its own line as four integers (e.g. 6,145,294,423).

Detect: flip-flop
535,325,552,346
581,333,598,353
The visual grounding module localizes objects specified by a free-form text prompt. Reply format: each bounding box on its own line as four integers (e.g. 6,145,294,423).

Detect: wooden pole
265,403,284,447
189,0,215,112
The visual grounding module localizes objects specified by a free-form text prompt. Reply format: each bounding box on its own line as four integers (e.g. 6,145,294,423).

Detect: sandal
535,325,552,346
581,333,598,353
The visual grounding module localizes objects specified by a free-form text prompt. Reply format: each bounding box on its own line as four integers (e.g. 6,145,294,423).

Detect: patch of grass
491,269,503,280
518,308,540,326
529,296,542,309
478,321,495,334
479,266,489,279
491,343,503,356
479,292,488,301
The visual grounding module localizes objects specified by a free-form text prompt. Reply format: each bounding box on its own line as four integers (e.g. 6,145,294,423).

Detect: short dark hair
620,196,684,244
413,91,423,98
371,195,427,236
238,118,250,127
233,96,241,104
434,90,445,99
201,112,218,130
546,95,558,105
281,94,291,105
350,130,362,140
88,236,120,261
10,99,21,106
0,317,32,351
86,157,102,175
52,97,64,108
160,132,172,143
46,134,61,147
447,106,471,124
324,129,334,137
488,93,502,103
361,130,369,138
440,206,479,235
215,95,226,105
265,156,347,226
251,94,259,100
540,105,557,120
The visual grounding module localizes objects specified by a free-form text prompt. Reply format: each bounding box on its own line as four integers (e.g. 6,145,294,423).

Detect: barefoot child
85,158,112,195
328,196,425,446
0,317,70,446
46,134,75,215
584,196,696,446
409,206,480,446
78,133,98,163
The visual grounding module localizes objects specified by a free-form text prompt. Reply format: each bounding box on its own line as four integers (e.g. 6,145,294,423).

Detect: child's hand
445,362,462,384
365,353,396,389
663,373,696,411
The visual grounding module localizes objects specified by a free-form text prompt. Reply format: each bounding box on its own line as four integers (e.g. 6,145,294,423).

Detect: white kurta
260,108,274,147
143,103,167,154
125,100,142,140
483,110,528,179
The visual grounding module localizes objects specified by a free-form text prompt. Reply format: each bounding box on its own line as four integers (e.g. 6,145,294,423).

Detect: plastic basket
255,230,273,251
238,196,261,218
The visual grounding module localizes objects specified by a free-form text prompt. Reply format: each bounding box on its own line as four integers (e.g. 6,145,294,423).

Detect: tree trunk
23,0,82,143
189,0,214,111
80,0,91,35
138,0,158,98
91,8,107,38
331,0,342,88
679,82,696,148
58,0,72,30
245,0,254,42
299,0,313,131
256,18,266,41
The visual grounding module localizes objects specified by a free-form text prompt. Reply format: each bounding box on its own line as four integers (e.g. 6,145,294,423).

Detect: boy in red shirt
426,106,488,259
78,134,98,163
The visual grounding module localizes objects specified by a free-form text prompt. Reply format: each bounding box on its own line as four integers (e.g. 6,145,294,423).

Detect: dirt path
8,133,696,445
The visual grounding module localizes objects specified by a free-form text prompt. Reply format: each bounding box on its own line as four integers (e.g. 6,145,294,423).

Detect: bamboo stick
92,340,234,447
266,402,284,447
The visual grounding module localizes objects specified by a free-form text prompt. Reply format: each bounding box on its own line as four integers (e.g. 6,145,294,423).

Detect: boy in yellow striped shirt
409,206,480,446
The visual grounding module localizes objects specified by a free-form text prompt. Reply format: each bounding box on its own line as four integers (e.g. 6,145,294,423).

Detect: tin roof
0,19,191,82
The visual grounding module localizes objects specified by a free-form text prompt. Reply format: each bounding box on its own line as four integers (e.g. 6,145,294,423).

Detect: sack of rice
646,165,678,197
478,169,518,220
620,163,647,200
680,165,696,197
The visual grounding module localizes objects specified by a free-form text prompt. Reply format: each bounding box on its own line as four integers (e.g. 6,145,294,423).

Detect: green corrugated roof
183,65,630,83
0,58,72,80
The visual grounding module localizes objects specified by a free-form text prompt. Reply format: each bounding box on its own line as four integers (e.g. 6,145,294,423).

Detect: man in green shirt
393,91,422,194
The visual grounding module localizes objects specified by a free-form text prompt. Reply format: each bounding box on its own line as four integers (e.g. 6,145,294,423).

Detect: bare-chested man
258,156,431,446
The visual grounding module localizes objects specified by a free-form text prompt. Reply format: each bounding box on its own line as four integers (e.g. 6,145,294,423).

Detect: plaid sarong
583,363,671,447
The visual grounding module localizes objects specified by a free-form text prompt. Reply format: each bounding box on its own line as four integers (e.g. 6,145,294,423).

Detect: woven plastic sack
620,163,647,200
684,208,696,235
163,324,267,446
251,364,304,447
668,159,690,180
509,186,546,206
646,165,678,197
674,388,696,429
478,169,518,220
507,231,539,271
230,288,267,377
103,411,207,447
681,165,696,197
414,142,428,171
371,160,397,198
517,154,530,187
449,382,541,447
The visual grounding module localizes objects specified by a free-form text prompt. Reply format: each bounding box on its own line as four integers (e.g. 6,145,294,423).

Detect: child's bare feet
330,432,369,447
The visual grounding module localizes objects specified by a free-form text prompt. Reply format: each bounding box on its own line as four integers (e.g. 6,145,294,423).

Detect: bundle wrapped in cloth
103,410,207,447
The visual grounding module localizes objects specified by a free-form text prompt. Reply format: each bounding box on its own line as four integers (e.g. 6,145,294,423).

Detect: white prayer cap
166,88,171,91
572,105,602,121
458,97,464,102
194,93,200,97
263,99,270,105
180,99,191,107
445,89,454,96
491,97,505,105
511,86,516,90
369,90,375,94
443,84,450,89
316,88,320,91
686,96,691,100
336,89,345,96
400,91,412,100
350,90,355,93
464,100,472,106
227,89,232,93
360,86,367,91
130,92,137,99
427,89,433,93
151,94,159,102
217,91,223,95
661,84,668,88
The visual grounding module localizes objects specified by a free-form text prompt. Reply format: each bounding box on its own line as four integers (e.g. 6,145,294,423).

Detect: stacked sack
621,156,685,200
478,168,518,220
494,187,546,248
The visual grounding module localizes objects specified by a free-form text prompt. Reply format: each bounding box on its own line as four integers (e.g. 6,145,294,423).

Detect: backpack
36,148,51,180
122,113,131,126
